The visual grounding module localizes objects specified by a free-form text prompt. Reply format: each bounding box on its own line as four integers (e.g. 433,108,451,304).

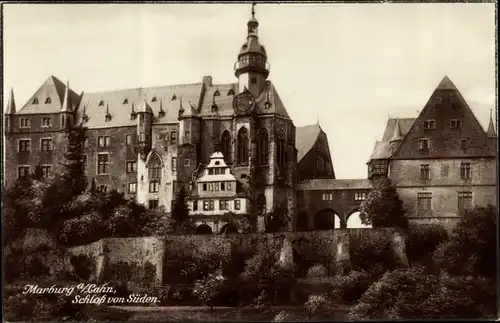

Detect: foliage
70,254,96,281
359,178,408,230
406,223,448,266
329,270,374,305
193,271,227,311
265,207,292,233
304,294,336,319
272,310,294,322
349,231,400,273
347,266,496,320
306,264,328,278
433,205,497,280
171,185,190,232
60,124,88,198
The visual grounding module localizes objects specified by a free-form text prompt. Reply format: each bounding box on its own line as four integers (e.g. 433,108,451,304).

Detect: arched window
276,130,286,168
148,153,162,180
257,128,269,165
237,127,249,166
257,194,266,216
220,131,232,163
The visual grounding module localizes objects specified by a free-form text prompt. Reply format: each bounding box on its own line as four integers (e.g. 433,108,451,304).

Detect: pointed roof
487,111,496,138
436,75,458,91
179,97,200,119
6,87,16,114
295,123,322,162
17,75,80,114
60,80,72,112
389,118,404,142
137,98,153,114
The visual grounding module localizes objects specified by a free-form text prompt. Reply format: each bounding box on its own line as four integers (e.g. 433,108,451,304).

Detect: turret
178,97,201,146
389,118,404,154
487,109,497,150
136,97,153,161
233,3,270,97
60,81,74,130
5,87,16,134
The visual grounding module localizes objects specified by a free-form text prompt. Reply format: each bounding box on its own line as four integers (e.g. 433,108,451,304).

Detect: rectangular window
156,132,162,140
209,169,214,175
203,201,209,211
128,182,137,194
184,159,191,167
97,153,109,174
17,166,30,178
221,182,225,191
149,166,161,179
41,165,51,178
209,200,215,211
193,201,198,211
41,138,53,151
163,132,169,142
450,119,462,129
215,183,220,191
458,191,473,211
172,157,177,172
440,164,449,177
234,199,241,210
209,183,214,191
460,139,467,150
126,134,133,146
170,131,177,144
18,139,30,152
372,160,388,175
418,139,430,151
422,120,436,130
460,163,471,179
227,182,232,190
20,118,31,128
417,192,432,210
420,164,431,180
354,193,366,201
98,136,110,148
148,199,159,209
203,183,207,191
98,185,108,193
81,138,89,149
126,161,137,173
317,157,324,170
149,181,160,193
185,131,190,139
219,200,229,211
41,117,52,128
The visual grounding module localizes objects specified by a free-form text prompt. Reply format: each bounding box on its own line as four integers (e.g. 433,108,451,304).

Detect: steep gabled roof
295,123,322,162
6,88,16,114
17,76,80,114
369,118,415,160
393,75,494,159
487,114,496,138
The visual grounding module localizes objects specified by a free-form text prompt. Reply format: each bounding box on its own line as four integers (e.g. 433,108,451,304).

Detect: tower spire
487,108,496,138
6,87,16,114
61,80,71,112
251,2,256,18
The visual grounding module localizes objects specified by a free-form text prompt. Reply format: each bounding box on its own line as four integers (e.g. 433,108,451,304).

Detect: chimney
202,76,213,87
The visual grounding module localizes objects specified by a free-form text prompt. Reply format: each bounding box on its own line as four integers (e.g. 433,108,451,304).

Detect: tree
171,185,190,232
60,124,88,198
265,207,291,233
359,178,408,230
433,205,497,280
193,271,227,314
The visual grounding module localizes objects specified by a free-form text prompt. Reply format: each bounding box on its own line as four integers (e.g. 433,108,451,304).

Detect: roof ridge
85,82,204,96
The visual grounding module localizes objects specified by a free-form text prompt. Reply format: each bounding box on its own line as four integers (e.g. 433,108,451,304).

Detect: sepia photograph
2,1,498,321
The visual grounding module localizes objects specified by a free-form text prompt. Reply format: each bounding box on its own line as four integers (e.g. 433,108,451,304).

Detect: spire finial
316,116,319,125
251,2,256,18
490,108,492,119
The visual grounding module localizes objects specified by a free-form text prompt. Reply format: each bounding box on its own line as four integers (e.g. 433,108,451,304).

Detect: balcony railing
233,60,270,72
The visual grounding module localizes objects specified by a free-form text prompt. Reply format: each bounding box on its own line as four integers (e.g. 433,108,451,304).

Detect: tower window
237,127,249,166
276,130,286,168
170,131,177,144
126,134,133,145
171,157,177,172
126,161,137,173
171,94,177,101
128,183,137,194
251,77,257,84
220,130,232,163
184,159,191,167
98,185,108,193
257,128,269,165
214,89,220,96
149,181,160,193
123,98,128,104
148,153,162,179
193,201,198,211
45,97,52,104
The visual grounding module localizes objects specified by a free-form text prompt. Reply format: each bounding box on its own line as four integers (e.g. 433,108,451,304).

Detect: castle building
3,6,313,233
367,76,497,228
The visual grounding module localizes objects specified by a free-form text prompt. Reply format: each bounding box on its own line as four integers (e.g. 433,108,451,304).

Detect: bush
406,224,448,266
347,266,495,320
70,254,96,281
304,294,336,319
329,270,375,305
349,231,400,273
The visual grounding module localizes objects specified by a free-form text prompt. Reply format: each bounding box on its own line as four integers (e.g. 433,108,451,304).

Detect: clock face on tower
233,91,255,115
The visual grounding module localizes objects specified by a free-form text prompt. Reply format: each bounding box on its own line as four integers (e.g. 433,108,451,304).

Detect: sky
3,3,496,180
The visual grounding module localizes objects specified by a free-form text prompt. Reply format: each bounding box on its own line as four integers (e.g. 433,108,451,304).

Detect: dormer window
151,96,157,102
105,114,112,122
32,97,39,104
418,138,430,151
171,94,177,101
158,110,165,118
98,100,104,106
45,97,52,104
214,89,220,96
215,161,220,166
82,114,89,123
450,119,462,129
123,98,128,104
422,120,436,130
130,112,137,120
211,104,218,113
227,89,235,96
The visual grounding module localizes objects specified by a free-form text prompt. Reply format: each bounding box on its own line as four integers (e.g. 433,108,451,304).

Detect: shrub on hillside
349,231,400,273
70,254,96,281
329,270,374,305
304,294,336,319
406,223,448,266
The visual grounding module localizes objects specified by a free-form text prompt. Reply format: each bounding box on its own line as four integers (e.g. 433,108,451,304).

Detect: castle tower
389,118,404,154
178,97,201,187
60,81,74,130
135,98,154,207
234,3,270,97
